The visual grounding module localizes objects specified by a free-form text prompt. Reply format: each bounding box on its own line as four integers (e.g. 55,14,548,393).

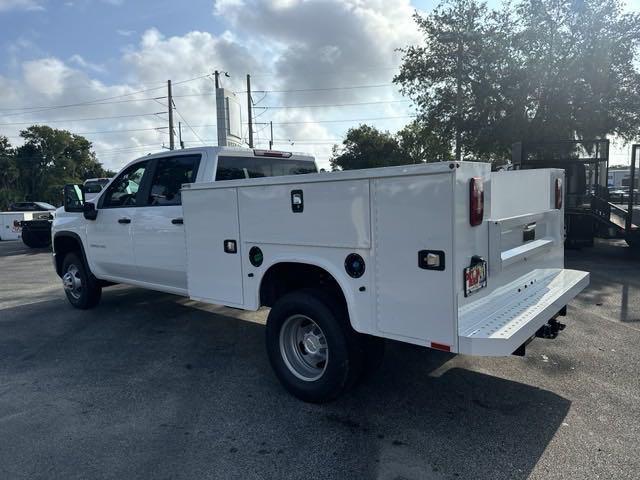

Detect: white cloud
69,54,106,73
22,58,72,96
2,1,421,170
0,0,44,12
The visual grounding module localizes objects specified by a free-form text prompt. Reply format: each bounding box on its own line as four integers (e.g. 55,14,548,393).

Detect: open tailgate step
458,269,589,356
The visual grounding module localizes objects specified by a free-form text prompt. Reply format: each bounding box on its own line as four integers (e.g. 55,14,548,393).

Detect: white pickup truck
53,146,589,402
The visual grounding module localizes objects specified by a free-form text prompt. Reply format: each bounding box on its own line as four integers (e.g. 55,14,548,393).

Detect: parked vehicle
8,201,56,212
83,178,111,201
52,147,589,402
20,214,55,248
1,202,55,245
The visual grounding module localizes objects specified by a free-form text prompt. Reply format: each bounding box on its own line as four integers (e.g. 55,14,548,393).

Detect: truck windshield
216,156,317,181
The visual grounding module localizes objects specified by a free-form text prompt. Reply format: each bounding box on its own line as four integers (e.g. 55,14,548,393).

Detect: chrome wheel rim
279,314,328,382
62,264,83,300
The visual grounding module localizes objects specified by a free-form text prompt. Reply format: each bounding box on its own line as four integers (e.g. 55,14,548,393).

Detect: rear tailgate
456,167,589,355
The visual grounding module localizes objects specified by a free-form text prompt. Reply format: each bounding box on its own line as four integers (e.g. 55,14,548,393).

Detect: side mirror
83,202,98,220
63,184,84,213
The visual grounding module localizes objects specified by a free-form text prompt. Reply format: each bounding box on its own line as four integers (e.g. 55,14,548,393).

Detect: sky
0,0,638,170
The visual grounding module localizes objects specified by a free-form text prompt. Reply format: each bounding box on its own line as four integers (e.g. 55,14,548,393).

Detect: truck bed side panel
237,180,371,249
182,187,244,306
372,173,456,346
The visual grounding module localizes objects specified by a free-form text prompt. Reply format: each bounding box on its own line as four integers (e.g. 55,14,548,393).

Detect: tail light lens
469,177,484,226
555,178,563,209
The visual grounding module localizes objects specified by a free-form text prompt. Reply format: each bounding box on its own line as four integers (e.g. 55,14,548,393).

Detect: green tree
13,126,109,206
0,136,19,209
330,125,405,171
396,120,453,163
330,123,455,170
395,0,640,162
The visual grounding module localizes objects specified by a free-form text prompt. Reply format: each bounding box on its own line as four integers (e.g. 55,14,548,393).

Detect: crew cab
53,146,589,402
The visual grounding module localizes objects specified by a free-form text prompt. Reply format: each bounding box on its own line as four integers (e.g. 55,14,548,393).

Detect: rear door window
215,156,316,181
146,155,201,206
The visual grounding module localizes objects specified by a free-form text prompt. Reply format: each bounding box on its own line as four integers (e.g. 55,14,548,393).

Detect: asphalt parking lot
0,240,638,480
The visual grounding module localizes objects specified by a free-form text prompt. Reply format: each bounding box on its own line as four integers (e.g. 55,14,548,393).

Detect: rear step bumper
458,269,589,356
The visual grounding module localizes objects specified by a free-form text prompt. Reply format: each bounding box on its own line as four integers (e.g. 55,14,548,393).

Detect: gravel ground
0,238,638,480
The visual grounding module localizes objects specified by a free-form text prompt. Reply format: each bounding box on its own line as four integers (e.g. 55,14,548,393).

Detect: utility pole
167,80,175,150
269,121,273,150
247,74,254,148
214,70,219,89
178,122,184,149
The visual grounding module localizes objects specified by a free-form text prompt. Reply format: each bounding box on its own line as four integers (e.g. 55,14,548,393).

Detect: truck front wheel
62,252,102,309
266,289,364,403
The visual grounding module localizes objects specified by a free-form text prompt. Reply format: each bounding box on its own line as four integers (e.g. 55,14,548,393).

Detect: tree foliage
0,127,111,209
395,0,640,161
330,122,452,170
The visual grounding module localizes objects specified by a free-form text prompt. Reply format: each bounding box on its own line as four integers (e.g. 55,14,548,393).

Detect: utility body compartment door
373,173,456,347
182,187,244,306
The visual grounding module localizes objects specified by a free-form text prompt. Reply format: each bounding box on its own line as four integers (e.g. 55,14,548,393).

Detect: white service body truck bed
181,161,589,356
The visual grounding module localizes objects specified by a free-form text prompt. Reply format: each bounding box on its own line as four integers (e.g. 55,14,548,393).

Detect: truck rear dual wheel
266,289,383,403
62,253,102,309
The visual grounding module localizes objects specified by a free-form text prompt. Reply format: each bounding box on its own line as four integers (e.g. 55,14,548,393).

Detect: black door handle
118,217,131,224
171,218,183,225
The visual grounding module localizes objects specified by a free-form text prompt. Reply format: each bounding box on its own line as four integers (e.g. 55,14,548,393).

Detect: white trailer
0,212,35,241
52,147,588,402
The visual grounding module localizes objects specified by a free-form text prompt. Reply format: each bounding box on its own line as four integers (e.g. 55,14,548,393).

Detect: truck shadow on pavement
0,241,51,257
0,287,570,480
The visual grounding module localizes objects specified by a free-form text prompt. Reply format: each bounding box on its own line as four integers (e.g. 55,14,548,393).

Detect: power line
0,111,166,126
252,115,416,126
0,96,169,114
71,126,168,135
173,103,205,145
243,83,395,94
257,99,411,109
184,115,413,131
249,65,400,78
0,73,211,117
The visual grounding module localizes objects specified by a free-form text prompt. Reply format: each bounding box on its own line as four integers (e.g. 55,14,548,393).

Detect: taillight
469,177,484,226
555,178,563,209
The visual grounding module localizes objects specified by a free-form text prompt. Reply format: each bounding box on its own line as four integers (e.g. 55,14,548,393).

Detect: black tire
22,230,50,248
61,252,102,309
265,289,365,403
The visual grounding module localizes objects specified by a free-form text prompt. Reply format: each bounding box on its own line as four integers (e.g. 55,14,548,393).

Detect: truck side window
147,155,200,206
216,156,316,181
102,161,149,208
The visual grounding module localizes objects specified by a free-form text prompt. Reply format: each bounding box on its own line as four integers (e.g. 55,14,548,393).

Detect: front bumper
458,269,589,356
